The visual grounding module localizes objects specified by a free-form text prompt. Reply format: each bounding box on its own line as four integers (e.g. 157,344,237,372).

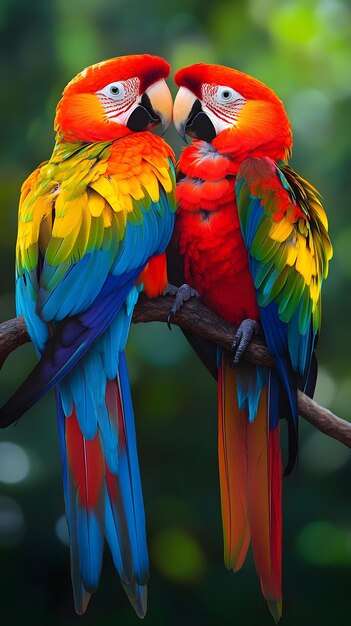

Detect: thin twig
0,295,350,447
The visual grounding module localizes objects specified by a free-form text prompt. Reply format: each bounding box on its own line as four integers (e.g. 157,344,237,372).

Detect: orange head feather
174,63,292,162
55,54,172,143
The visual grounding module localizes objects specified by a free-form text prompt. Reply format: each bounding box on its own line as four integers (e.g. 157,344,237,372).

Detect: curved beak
173,87,197,141
173,86,216,143
146,79,173,134
127,79,173,134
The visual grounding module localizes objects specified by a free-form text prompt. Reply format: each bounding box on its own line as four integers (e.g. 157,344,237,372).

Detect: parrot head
55,54,173,142
173,63,292,161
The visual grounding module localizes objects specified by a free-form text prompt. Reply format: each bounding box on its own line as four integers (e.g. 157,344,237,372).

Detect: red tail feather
247,387,282,621
218,356,282,621
65,409,104,509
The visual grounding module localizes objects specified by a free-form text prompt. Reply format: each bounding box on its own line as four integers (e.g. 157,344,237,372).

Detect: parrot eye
99,81,126,100
216,86,238,104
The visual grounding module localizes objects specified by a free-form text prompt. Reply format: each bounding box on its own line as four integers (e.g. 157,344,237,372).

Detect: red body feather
136,252,168,298
175,142,283,617
175,143,259,325
173,64,293,621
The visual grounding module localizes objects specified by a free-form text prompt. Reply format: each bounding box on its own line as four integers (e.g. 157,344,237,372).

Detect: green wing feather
236,156,332,474
236,157,332,344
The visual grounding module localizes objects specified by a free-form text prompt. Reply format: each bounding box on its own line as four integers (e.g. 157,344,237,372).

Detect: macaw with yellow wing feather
169,63,333,621
0,54,175,617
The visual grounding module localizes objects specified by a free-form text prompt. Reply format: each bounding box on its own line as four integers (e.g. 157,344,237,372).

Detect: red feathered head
55,54,172,142
173,63,292,161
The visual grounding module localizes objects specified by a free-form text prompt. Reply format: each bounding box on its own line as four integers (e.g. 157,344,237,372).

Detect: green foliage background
0,1,350,624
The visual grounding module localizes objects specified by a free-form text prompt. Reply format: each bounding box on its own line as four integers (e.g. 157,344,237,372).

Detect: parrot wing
235,156,332,470
7,136,176,421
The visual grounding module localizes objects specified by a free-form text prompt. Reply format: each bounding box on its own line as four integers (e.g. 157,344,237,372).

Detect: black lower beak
127,93,161,132
185,99,216,143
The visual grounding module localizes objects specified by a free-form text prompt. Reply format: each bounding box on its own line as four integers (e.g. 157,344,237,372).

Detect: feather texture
218,353,282,620
8,87,176,616
172,64,332,621
218,352,250,571
246,379,282,623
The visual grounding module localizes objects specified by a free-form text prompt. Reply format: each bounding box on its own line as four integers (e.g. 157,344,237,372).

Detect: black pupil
223,91,230,99
111,86,119,94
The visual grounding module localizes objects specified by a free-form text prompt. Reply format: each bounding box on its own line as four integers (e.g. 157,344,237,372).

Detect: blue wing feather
5,141,176,618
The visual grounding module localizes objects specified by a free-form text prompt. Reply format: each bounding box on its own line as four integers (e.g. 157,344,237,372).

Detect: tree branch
1,295,350,448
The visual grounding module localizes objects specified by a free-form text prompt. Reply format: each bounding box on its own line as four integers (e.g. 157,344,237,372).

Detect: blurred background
0,0,351,624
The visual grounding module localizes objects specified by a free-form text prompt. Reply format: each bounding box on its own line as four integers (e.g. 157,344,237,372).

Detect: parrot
0,54,176,617
169,63,333,621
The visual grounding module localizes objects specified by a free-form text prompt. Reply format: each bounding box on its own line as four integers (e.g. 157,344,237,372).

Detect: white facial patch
201,83,246,134
96,77,140,125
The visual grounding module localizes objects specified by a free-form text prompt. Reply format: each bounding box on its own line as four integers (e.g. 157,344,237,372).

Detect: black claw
167,311,174,331
230,319,260,367
166,283,199,330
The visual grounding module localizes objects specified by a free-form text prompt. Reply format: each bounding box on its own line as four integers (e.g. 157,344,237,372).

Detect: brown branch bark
1,295,350,448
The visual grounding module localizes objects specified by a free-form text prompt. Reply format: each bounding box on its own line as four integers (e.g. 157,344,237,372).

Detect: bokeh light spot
152,527,206,584
0,496,25,547
269,3,319,45
0,442,30,484
55,514,69,547
297,521,351,566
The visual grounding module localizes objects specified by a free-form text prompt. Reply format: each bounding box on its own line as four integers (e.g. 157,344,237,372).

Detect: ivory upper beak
145,79,173,135
173,86,197,141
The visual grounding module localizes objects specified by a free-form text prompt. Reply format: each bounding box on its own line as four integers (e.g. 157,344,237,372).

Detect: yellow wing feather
17,132,175,276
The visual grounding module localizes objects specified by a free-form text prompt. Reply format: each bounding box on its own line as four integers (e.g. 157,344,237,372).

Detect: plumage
1,54,175,617
218,353,250,572
171,62,332,620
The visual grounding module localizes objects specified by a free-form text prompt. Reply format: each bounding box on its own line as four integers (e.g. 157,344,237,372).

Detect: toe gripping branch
165,283,200,330
231,319,261,366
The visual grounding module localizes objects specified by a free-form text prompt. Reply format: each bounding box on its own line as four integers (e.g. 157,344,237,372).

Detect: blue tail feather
55,339,148,614
237,362,268,423
77,509,104,592
119,352,149,581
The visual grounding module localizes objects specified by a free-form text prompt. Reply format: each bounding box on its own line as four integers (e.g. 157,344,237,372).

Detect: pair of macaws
0,54,332,621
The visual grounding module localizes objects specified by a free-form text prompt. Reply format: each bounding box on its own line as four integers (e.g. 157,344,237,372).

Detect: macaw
0,54,176,617
170,63,332,621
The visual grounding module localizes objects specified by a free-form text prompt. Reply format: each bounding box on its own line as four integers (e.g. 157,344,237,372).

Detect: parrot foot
231,319,261,366
167,283,199,330
162,283,179,297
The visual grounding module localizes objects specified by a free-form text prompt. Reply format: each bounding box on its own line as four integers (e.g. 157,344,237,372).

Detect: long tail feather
218,353,250,571
56,348,148,617
57,395,104,611
218,356,283,621
247,378,282,622
121,582,147,619
104,361,149,585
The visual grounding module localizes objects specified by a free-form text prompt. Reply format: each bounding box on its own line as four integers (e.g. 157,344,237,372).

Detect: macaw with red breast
170,62,332,621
